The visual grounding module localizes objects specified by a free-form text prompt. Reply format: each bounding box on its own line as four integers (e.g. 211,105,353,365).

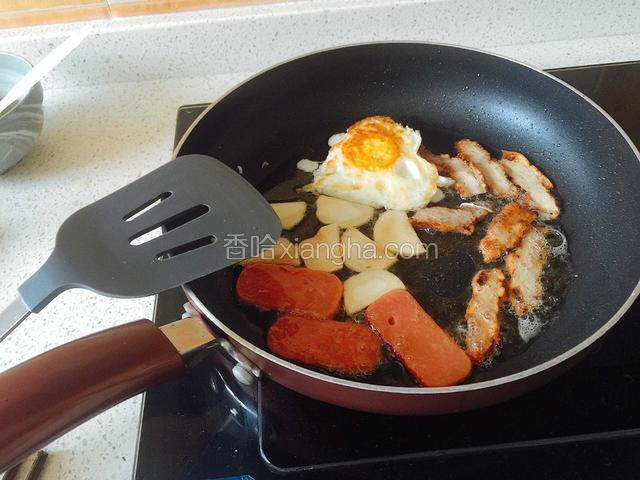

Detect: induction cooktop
133,61,640,480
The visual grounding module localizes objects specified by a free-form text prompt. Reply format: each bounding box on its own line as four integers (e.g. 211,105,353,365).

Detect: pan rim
175,41,640,395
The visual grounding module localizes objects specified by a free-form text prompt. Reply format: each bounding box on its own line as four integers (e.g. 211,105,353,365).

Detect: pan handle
0,318,208,472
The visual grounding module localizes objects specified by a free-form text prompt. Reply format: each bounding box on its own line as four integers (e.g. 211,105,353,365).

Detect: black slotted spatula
0,154,281,341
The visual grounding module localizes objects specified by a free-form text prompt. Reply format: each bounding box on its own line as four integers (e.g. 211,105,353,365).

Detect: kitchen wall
1,0,640,91
0,0,287,28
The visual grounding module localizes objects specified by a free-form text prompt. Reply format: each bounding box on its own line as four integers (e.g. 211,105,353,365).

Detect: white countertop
1,1,640,477
0,72,248,479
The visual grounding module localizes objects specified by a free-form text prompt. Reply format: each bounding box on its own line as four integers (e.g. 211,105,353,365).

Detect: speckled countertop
1,1,640,478
0,73,247,480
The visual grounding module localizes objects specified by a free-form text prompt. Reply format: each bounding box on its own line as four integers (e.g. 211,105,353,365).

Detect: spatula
0,154,281,341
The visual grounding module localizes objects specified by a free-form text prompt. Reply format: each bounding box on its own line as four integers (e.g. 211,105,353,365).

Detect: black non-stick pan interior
178,43,640,384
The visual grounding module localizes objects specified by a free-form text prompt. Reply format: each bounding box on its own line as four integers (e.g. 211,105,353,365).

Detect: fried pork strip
420,147,487,198
410,205,489,235
479,202,536,263
465,269,507,364
506,226,549,316
456,140,518,198
500,151,560,220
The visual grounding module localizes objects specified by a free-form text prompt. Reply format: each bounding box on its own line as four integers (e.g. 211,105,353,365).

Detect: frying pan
1,43,639,471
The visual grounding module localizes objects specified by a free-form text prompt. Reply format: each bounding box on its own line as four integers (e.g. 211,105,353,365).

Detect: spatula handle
0,320,186,472
0,297,31,342
18,253,71,313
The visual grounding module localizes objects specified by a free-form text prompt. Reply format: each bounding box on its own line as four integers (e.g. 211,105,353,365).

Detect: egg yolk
342,130,399,171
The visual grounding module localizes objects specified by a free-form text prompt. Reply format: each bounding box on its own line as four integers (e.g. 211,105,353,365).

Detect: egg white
310,119,438,211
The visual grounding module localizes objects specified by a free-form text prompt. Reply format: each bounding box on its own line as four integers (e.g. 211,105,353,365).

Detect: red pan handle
0,319,187,472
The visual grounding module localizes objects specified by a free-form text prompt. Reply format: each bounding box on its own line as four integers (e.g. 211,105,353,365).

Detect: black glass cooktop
134,62,640,480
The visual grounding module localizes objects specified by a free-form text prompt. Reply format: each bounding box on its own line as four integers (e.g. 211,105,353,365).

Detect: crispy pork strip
465,269,507,364
420,147,487,198
410,205,489,235
419,146,448,175
506,226,550,316
479,202,536,262
456,140,518,197
500,151,560,220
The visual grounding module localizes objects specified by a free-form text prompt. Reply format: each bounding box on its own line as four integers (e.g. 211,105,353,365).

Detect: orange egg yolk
342,130,399,171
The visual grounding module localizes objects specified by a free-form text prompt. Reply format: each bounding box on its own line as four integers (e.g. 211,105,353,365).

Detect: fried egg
308,116,439,211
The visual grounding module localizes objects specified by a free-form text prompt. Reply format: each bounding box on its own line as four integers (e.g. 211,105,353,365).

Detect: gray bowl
0,52,44,174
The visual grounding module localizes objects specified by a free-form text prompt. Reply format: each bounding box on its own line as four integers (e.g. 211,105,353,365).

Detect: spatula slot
156,235,217,261
129,204,210,246
123,192,172,222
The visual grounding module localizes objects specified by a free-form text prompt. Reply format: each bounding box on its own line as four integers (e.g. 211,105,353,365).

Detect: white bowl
0,52,44,175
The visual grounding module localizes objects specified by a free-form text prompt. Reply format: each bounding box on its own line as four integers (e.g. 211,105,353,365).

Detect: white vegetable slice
299,223,343,272
341,228,397,273
343,270,406,315
297,159,320,173
429,188,445,203
328,132,346,146
240,237,300,266
437,176,455,188
271,201,307,230
373,210,426,257
315,195,374,228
